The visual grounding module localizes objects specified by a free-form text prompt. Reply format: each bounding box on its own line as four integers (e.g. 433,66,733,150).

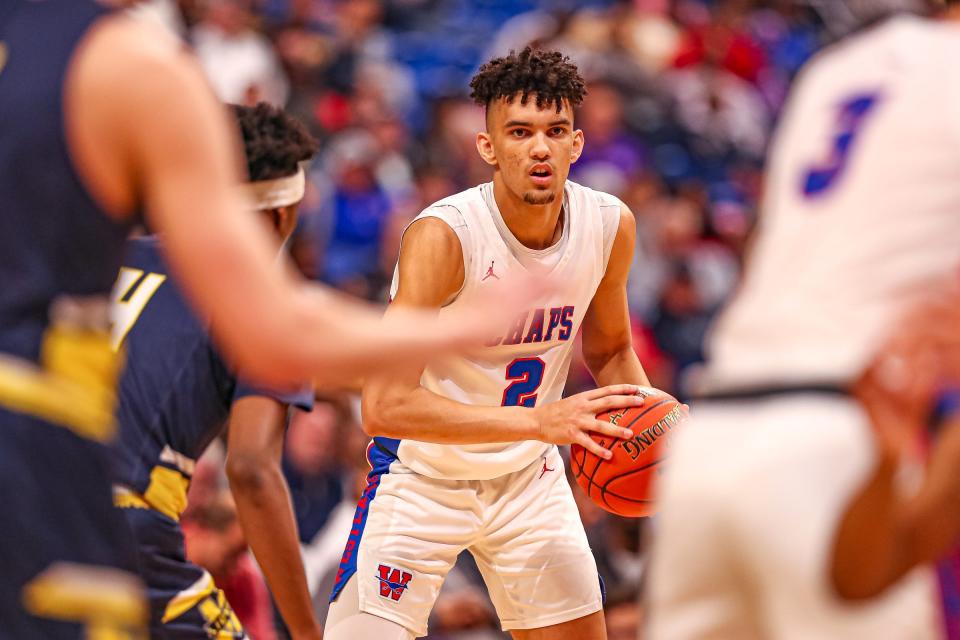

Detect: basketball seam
600,401,675,508
576,397,673,511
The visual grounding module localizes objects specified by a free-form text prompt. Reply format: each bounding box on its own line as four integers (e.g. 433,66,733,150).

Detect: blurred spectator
570,81,647,195
304,129,394,296
283,400,353,544
193,0,290,105
604,588,644,640
182,491,276,640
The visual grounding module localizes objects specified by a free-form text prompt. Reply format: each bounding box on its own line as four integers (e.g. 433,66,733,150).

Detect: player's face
477,95,584,206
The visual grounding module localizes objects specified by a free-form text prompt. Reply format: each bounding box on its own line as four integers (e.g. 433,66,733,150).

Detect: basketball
571,387,686,518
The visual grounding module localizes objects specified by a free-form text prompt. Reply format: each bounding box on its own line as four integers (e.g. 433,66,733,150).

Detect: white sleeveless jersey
387,181,621,480
704,15,960,391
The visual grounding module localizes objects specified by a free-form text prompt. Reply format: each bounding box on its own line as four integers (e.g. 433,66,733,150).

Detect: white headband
244,167,306,210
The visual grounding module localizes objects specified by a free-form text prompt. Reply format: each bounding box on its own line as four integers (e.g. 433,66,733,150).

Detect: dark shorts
120,506,246,639
0,407,142,639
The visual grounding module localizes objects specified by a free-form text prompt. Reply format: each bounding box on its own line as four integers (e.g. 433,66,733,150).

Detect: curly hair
230,102,318,182
469,46,587,114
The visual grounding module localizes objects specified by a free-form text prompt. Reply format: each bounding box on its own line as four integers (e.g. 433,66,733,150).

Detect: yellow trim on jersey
160,572,243,637
0,325,121,442
22,562,147,639
161,572,216,623
112,489,150,512
113,466,190,522
143,466,190,521
197,588,244,638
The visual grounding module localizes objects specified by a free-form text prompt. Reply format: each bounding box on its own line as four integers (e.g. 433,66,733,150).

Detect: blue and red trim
329,436,399,602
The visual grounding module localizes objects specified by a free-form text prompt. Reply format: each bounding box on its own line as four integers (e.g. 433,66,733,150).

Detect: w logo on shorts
376,564,412,602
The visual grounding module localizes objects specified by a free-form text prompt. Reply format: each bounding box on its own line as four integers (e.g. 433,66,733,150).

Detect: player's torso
706,15,960,390
112,237,236,519
0,1,134,441
387,181,620,479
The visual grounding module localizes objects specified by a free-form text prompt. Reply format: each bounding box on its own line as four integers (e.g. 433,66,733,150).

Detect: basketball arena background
134,1,841,637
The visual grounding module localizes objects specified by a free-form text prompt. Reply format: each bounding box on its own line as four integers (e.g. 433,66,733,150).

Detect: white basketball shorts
645,391,941,640
328,441,603,637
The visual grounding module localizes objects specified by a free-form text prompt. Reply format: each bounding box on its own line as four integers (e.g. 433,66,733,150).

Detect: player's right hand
532,384,643,459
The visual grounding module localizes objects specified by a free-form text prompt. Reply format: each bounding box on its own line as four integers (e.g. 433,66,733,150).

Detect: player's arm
225,396,321,640
362,218,641,459
831,298,960,599
74,16,520,387
580,204,650,388
830,419,960,600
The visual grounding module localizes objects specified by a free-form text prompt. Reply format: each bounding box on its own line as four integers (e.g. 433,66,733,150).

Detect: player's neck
491,176,564,250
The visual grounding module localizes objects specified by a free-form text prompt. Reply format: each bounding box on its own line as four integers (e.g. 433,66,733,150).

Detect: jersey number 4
110,267,166,351
803,92,882,198
501,357,546,408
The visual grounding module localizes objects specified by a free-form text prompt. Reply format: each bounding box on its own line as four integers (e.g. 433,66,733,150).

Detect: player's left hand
854,292,960,460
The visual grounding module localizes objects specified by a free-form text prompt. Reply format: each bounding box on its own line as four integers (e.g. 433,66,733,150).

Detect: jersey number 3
501,357,546,408
803,92,882,198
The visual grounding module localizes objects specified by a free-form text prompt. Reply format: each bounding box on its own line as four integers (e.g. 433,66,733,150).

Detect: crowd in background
139,0,841,637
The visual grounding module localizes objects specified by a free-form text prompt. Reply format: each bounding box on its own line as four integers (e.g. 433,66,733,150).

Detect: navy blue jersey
0,3,143,637
114,236,313,520
0,0,132,364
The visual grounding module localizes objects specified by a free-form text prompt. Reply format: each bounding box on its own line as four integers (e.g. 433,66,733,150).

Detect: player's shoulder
565,181,631,235
564,180,626,210
123,235,169,275
799,15,958,88
79,12,187,80
420,184,485,220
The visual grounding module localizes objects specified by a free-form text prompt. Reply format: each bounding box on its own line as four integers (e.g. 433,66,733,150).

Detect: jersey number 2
501,357,546,408
803,92,881,198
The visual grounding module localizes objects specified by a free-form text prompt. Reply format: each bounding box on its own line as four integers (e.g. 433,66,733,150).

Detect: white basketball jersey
388,181,621,480
704,15,960,390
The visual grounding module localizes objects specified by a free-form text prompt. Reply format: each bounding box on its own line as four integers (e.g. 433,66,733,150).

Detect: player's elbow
361,388,405,438
361,403,391,438
830,560,893,601
225,453,273,493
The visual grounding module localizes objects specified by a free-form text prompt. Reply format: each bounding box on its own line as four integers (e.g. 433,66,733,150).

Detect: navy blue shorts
0,407,142,639
120,506,246,639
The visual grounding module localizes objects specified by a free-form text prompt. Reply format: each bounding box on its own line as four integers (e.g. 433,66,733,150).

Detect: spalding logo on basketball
571,386,687,517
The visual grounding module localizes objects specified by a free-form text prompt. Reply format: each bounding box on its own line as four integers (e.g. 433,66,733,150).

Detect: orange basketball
570,387,686,518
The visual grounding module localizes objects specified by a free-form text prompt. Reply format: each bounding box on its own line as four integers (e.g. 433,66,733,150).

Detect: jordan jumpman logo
482,260,500,281
539,456,555,479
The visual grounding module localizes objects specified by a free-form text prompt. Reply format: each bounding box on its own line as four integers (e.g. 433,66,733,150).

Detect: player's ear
276,204,299,241
476,131,497,167
570,129,584,164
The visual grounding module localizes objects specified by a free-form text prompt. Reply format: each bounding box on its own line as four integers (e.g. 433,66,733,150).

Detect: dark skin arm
225,397,320,640
831,297,960,599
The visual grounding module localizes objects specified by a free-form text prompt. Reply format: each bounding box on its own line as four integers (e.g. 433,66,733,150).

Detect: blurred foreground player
325,48,649,640
647,1,960,638
0,1,532,638
112,104,324,639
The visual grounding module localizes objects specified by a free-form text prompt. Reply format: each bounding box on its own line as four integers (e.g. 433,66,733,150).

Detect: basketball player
646,1,960,638
0,2,529,637
111,103,325,639
325,47,650,640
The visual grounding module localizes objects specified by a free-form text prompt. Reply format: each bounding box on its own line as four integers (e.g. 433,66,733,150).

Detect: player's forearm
363,384,541,444
898,439,960,568
830,451,960,600
585,345,649,388
830,453,906,599
228,462,321,639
